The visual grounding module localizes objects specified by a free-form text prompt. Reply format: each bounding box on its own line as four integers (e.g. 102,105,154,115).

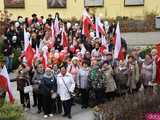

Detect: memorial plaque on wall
124,0,144,6
47,0,66,8
84,0,104,7
4,0,25,8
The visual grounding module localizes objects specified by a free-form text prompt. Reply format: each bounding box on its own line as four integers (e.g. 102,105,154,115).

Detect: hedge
0,103,24,120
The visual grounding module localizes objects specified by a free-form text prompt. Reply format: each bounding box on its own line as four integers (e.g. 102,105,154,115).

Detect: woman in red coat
155,56,160,84
151,49,160,84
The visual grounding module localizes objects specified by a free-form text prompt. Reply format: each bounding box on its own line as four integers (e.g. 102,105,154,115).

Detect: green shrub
139,46,153,59
94,89,160,120
0,103,24,120
0,91,6,107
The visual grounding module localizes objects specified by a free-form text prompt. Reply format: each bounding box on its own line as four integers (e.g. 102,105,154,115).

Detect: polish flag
82,9,92,37
24,28,30,51
41,46,48,68
24,28,34,67
25,44,34,67
51,22,55,47
61,25,68,48
114,22,122,59
101,35,108,48
33,45,40,65
95,16,105,38
0,66,14,103
54,17,60,37
35,45,40,58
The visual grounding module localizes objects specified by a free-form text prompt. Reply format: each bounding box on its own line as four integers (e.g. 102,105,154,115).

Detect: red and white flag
41,47,48,68
54,17,60,37
25,44,34,67
51,22,55,47
82,9,92,37
35,45,40,58
24,28,34,67
24,28,30,51
0,66,14,103
101,35,108,48
95,16,105,38
114,22,122,59
61,25,68,48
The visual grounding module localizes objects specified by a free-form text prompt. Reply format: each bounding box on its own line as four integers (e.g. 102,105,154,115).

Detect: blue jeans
4,56,13,73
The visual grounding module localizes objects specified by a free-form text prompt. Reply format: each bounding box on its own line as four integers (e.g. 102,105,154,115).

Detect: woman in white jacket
57,62,75,119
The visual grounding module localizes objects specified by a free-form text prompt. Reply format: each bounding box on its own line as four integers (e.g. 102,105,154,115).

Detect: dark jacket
46,18,53,26
40,74,57,96
2,39,13,56
32,72,44,93
16,66,30,91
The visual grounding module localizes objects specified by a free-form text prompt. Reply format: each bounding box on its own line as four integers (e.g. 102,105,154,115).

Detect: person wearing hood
40,67,57,118
68,57,79,85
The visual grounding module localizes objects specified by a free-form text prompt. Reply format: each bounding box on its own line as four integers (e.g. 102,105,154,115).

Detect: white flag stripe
96,16,100,38
35,45,40,58
54,17,60,36
0,66,13,100
51,22,55,45
114,22,121,59
24,28,30,51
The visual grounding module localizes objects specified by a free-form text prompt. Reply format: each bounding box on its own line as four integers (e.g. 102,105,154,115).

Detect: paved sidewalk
10,82,94,120
122,32,160,46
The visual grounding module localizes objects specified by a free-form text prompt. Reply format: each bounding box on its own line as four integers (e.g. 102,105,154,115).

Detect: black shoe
32,104,37,107
72,103,75,106
37,110,41,114
81,106,85,109
84,106,88,109
57,111,62,114
68,115,72,119
81,105,88,109
62,114,67,117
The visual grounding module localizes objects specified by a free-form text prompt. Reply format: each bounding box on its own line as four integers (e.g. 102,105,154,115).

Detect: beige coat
104,65,117,93
127,61,140,90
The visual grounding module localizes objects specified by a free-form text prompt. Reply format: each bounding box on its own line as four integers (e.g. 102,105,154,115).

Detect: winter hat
72,57,78,62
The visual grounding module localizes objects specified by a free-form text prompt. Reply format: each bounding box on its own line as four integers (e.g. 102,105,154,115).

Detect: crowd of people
1,8,160,119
